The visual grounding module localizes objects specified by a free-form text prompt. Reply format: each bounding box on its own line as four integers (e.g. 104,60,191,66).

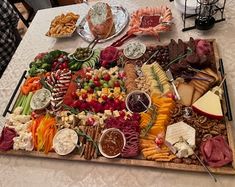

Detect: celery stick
18,94,25,107
27,107,32,115
26,95,33,115
22,92,33,115
21,95,27,108
13,92,23,110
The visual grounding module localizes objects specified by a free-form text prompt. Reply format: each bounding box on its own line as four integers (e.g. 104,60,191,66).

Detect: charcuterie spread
1,2,234,175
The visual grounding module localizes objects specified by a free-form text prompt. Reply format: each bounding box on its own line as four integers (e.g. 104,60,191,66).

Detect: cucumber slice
82,61,89,68
86,60,91,68
90,59,95,68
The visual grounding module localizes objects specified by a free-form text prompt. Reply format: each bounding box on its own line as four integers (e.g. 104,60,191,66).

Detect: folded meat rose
87,2,114,39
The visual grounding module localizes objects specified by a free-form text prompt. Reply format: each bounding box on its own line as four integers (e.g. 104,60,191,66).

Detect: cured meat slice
200,136,233,167
203,139,212,158
0,127,17,151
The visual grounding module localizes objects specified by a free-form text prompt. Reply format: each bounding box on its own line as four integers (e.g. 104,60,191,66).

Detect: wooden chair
8,0,35,27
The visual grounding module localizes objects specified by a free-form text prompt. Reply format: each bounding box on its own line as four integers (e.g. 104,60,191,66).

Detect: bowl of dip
98,128,126,159
53,128,78,156
126,90,151,113
30,88,51,110
123,41,146,59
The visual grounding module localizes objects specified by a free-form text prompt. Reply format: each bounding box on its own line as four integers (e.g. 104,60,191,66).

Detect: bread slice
192,90,202,103
177,83,195,106
192,78,209,87
190,81,208,93
203,68,220,83
189,69,216,100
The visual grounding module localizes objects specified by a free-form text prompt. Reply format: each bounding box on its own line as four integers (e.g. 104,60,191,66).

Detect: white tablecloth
1,0,235,186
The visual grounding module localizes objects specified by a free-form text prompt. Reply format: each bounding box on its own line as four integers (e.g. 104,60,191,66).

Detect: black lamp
170,0,227,32
195,0,218,30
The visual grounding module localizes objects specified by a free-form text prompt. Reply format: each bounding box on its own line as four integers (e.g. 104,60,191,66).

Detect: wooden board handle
2,70,27,117
219,59,233,121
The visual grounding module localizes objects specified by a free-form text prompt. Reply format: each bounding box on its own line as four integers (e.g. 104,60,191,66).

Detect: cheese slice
192,90,223,119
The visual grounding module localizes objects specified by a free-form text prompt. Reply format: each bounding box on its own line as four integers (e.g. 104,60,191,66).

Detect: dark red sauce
140,15,160,28
101,130,124,156
127,92,150,113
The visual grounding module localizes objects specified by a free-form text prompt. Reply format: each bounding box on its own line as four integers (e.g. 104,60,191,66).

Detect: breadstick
91,125,100,158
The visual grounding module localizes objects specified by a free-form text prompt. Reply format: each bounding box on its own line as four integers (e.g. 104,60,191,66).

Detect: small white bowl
53,128,78,156
98,128,126,159
123,41,146,60
125,90,151,113
30,88,51,110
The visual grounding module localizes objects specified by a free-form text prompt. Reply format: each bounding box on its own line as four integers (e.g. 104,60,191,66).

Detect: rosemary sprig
141,105,157,137
76,129,98,154
119,55,126,68
167,47,193,68
62,104,79,114
151,66,164,93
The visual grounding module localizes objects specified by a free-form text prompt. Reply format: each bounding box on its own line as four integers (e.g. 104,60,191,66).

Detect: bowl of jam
125,90,151,113
99,128,126,159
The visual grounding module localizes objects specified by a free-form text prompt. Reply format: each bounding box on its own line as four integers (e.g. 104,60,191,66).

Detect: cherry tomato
165,91,175,100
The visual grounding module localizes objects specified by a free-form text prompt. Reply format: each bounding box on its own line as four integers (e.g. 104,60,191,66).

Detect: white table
1,0,235,186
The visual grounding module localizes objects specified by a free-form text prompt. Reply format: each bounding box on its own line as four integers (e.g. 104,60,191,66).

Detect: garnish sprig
167,47,193,68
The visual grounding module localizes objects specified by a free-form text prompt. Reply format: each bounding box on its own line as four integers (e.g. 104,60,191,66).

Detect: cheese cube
113,110,120,117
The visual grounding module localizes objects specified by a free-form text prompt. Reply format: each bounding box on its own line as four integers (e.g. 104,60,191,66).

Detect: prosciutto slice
200,136,233,167
0,127,17,151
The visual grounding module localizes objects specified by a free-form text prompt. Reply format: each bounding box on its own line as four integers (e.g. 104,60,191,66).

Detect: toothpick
218,74,227,88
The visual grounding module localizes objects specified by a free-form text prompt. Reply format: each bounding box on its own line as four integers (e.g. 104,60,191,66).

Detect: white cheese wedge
192,90,223,119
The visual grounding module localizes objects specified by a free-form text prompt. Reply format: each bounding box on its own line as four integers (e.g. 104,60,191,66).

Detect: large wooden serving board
1,40,235,175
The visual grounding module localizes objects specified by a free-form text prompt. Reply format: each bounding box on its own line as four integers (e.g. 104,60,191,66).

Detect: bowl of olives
70,47,93,62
